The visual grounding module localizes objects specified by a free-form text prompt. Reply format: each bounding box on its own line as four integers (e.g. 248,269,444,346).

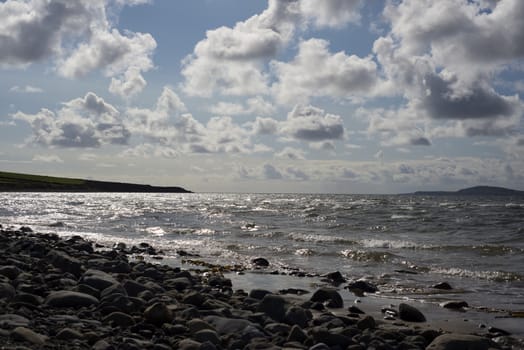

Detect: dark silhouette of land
0,171,191,193
409,185,524,196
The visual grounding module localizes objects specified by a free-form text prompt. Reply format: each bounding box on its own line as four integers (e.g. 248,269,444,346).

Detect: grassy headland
0,171,191,193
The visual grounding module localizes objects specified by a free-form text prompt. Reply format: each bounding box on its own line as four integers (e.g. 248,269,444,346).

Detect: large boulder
398,303,426,322
81,269,119,291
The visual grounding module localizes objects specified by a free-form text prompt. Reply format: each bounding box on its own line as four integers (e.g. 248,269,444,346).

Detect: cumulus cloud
181,0,299,97
300,0,362,28
281,105,344,142
13,92,129,148
263,163,283,180
272,38,381,105
275,147,306,160
0,0,156,98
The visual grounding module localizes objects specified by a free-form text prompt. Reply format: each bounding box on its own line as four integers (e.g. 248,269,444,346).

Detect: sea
2,192,523,334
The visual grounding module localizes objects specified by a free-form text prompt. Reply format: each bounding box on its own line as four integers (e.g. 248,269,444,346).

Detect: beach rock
81,269,118,291
251,257,270,267
257,294,287,322
287,324,307,343
11,327,48,345
122,279,148,297
177,339,202,350
324,271,346,284
357,315,376,330
310,327,353,348
188,319,215,333
0,265,23,280
143,302,173,326
249,289,272,300
284,305,310,328
433,282,453,290
345,280,378,294
441,301,468,309
45,290,99,308
193,329,221,345
205,316,256,335
55,328,84,340
0,314,30,328
426,333,496,350
103,311,136,328
47,249,83,277
0,282,16,300
399,303,426,322
310,288,344,308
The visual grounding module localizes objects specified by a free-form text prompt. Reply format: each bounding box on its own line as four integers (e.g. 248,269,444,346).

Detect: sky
1,0,523,194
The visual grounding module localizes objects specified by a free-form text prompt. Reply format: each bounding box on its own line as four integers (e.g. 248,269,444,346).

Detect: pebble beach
1,225,523,350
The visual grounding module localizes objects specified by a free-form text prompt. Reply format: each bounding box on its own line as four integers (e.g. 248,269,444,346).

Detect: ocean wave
430,267,523,282
287,232,356,245
359,239,424,249
340,249,396,262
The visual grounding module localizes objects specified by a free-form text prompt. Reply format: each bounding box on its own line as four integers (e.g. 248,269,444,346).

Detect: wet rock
13,292,43,306
348,305,365,314
488,326,511,336
188,319,215,333
193,329,221,345
177,339,202,350
399,303,426,322
357,315,376,330
45,290,99,308
324,271,346,284
143,302,173,326
205,316,256,335
426,333,496,350
11,327,48,345
433,282,453,290
249,289,272,300
251,257,270,267
310,288,344,308
123,279,148,297
287,324,307,343
441,301,469,310
345,280,378,294
257,294,287,322
284,305,311,328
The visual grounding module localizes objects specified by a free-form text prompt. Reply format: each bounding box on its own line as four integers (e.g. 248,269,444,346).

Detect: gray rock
249,289,272,300
177,339,202,350
399,303,426,322
310,288,344,308
47,250,83,277
143,302,173,326
193,329,221,345
0,314,30,328
11,327,48,345
188,319,215,333
264,322,291,335
284,305,310,328
357,315,376,330
205,316,256,335
346,280,378,293
45,290,99,308
55,328,84,340
440,301,468,309
310,327,353,348
257,294,287,322
0,265,23,280
81,269,118,291
287,324,307,343
103,311,136,328
123,279,148,297
92,339,113,350
251,257,270,267
426,333,496,350
165,277,192,291
13,292,43,306
0,282,15,300
433,282,453,290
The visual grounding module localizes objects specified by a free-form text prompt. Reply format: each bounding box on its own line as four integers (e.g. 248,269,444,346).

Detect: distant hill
409,186,524,197
0,171,192,193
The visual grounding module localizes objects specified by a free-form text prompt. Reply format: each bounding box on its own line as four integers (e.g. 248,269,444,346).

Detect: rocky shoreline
0,225,521,349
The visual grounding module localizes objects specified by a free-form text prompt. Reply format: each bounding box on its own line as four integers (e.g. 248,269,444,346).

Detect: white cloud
209,96,276,116
181,0,300,97
275,146,306,160
0,0,156,98
263,163,283,180
13,92,129,148
10,85,43,93
271,38,382,105
281,104,345,142
300,0,362,28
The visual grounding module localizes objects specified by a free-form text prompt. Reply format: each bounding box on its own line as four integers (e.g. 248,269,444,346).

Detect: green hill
0,171,191,193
